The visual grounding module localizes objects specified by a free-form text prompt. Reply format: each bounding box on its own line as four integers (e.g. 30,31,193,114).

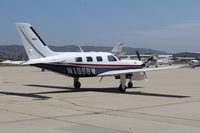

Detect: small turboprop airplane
175,56,200,67
3,23,197,92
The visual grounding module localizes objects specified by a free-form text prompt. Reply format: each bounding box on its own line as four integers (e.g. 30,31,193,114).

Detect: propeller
135,50,149,80
136,50,141,61
135,50,155,66
144,56,154,64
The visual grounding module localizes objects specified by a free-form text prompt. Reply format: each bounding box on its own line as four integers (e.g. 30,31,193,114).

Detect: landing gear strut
73,77,81,88
119,74,126,92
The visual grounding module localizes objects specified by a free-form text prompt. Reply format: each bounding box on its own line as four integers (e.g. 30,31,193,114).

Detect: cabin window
96,56,103,62
86,57,93,62
75,57,82,62
107,55,117,61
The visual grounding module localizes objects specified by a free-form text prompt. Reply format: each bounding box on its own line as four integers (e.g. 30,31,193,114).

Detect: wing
98,65,189,76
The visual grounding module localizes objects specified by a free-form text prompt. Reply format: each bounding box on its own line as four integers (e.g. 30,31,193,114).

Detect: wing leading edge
98,65,189,76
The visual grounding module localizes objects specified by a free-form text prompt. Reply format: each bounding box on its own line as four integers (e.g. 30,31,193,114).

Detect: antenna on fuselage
136,50,141,61
79,46,84,52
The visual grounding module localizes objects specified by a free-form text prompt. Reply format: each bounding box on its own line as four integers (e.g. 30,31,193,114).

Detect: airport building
173,52,200,59
118,54,172,60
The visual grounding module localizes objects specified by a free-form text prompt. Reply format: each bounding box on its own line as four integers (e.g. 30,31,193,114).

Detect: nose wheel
119,84,126,92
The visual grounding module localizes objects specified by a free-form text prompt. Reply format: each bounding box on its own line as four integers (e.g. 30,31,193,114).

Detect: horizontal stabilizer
1,60,26,65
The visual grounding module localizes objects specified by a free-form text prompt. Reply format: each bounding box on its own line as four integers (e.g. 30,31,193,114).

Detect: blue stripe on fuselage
32,63,144,77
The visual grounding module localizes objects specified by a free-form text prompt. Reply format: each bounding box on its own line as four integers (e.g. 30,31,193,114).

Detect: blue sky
1,0,200,52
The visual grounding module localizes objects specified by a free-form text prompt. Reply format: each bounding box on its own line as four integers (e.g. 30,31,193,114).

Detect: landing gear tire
119,84,126,92
128,82,133,88
74,82,81,88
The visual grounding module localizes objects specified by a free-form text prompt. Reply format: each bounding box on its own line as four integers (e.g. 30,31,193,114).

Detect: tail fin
16,23,56,59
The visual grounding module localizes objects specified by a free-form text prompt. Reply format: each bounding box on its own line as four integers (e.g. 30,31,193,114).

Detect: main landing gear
73,76,133,92
128,81,133,88
119,74,133,92
73,77,81,88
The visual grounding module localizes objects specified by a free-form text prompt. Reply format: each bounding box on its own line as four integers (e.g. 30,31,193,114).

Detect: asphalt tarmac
0,66,200,133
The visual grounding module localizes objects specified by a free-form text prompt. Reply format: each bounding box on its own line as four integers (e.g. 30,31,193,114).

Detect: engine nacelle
132,72,146,80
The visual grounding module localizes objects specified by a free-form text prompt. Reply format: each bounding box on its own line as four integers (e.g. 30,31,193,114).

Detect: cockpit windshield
107,55,118,61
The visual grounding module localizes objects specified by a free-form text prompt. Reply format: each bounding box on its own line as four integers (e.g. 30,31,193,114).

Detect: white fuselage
29,52,145,77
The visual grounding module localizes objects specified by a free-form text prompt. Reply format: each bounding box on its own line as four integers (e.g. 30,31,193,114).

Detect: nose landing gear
119,84,127,92
119,74,126,92
118,74,134,92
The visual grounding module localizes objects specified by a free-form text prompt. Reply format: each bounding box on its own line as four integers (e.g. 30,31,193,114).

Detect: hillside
0,45,169,60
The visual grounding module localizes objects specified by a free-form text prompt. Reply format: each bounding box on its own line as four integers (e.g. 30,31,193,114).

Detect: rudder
16,23,56,59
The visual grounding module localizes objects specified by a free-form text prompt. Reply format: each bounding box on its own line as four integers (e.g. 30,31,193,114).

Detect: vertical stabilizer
16,23,56,59
111,42,124,55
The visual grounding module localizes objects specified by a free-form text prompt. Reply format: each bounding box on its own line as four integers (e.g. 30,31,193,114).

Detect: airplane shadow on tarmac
0,84,190,99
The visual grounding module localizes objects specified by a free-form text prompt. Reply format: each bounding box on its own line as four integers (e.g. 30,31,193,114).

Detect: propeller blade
136,50,141,61
145,56,154,64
